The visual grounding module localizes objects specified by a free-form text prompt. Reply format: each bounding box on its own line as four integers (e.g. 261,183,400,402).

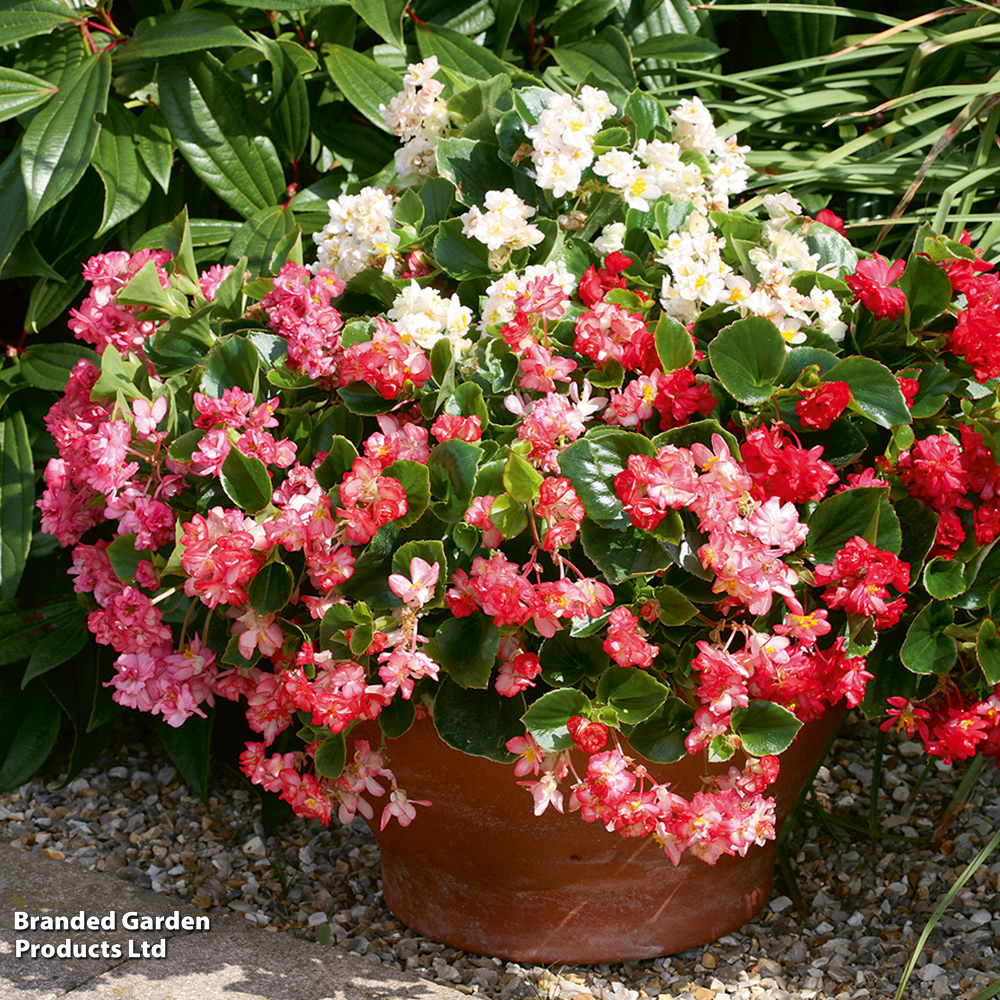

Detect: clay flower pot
358,706,844,964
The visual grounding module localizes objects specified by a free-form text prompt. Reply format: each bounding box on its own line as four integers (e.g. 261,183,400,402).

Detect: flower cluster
39,70,1000,869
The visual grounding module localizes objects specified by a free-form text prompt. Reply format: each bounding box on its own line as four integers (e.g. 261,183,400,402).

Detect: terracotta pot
357,705,844,964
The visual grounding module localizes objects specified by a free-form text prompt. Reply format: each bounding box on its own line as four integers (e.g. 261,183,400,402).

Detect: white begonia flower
479,263,575,330
762,192,803,222
593,222,627,256
382,57,449,182
312,187,400,281
388,281,474,354
461,190,544,252
594,150,639,189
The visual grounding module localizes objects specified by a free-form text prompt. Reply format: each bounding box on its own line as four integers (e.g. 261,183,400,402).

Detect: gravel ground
1,713,998,1000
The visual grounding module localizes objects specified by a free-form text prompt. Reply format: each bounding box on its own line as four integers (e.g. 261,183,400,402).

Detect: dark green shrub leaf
0,65,57,123
117,10,252,62
200,334,259,396
21,617,88,687
21,51,109,225
631,35,724,61
651,584,698,626
416,21,509,80
0,403,33,600
0,689,61,792
157,709,213,803
324,44,402,133
159,52,285,219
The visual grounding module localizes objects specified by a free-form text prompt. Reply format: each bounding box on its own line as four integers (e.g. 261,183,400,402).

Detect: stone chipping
1,714,998,1000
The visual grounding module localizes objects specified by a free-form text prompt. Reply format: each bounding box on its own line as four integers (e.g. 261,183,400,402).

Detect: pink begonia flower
132,395,167,437
388,557,440,607
380,787,431,830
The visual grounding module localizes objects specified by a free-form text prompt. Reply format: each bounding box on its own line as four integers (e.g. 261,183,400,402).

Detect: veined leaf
0,66,57,123
257,34,310,164
350,0,407,49
224,204,297,276
0,1,81,47
631,35,724,62
21,51,110,226
0,403,32,600
158,52,285,219
324,44,402,134
91,100,152,237
415,21,510,80
0,148,28,273
115,10,252,63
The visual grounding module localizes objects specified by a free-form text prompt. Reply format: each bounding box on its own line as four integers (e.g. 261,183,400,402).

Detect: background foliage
2,0,1000,792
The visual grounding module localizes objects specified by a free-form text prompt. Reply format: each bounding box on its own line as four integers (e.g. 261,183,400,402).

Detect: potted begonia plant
39,60,1000,962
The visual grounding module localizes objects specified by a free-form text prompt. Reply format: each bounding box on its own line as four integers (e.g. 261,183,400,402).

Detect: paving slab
0,843,466,1000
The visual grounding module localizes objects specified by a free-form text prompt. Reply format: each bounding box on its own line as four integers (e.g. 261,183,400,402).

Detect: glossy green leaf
433,217,492,279
897,497,940,585
224,205,296,276
91,100,152,237
522,687,592,752
732,700,802,756
631,35,724,62
539,632,609,687
433,676,524,761
220,447,272,514
623,90,669,140
0,149,28,273
901,601,957,675
350,0,406,48
314,436,360,491
581,519,673,584
378,695,415,740
628,699,695,764
116,10,252,63
804,222,857,275
428,439,480,522
488,494,527,539
158,53,285,220
257,34,310,164
106,534,149,584
23,273,86,334
314,733,347,778
135,105,173,194
596,665,669,724
0,66,56,123
426,613,500,688
826,356,911,428
0,404,33,600
556,431,655,525
20,616,88,687
552,27,636,93
898,253,953,332
503,451,543,504
651,585,698,626
416,21,509,80
977,618,1000,685
21,51,110,226
436,136,516,209
0,1,81,47
248,561,295,616
200,335,259,396
117,258,178,313
0,689,61,792
708,317,786,405
807,487,900,564
382,459,430,529
19,342,97,392
491,0,524,55
0,599,80,667
923,556,968,600
324,45,402,134
157,710,213,803
654,313,694,372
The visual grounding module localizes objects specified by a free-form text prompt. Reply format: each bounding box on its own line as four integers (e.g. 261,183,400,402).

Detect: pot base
360,706,843,963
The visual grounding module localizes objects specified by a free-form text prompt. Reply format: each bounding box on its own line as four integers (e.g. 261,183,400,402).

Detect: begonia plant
35,61,1000,867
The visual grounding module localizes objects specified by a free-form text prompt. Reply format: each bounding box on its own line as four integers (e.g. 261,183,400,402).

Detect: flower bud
567,716,609,754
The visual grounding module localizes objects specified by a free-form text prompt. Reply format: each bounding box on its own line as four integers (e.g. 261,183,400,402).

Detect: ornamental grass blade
158,52,285,220
21,50,110,226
